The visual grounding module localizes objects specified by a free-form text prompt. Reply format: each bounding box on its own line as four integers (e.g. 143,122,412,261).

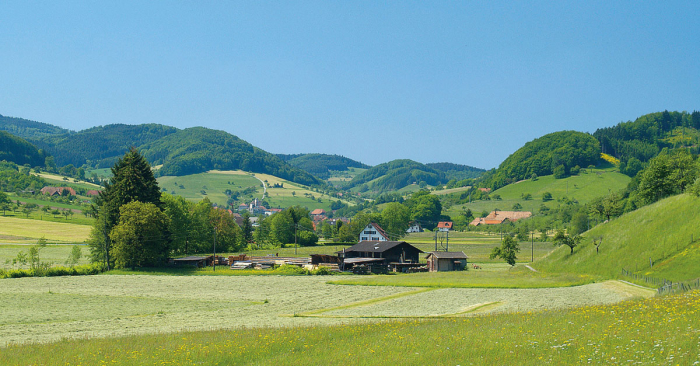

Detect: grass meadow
1,283,690,365
157,170,354,210
0,216,91,244
535,193,700,282
443,168,630,218
0,244,90,269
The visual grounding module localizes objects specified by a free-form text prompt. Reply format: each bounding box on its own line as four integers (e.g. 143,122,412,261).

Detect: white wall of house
359,223,388,242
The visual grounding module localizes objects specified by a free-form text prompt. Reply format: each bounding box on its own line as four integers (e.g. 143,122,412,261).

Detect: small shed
173,256,212,267
426,251,468,272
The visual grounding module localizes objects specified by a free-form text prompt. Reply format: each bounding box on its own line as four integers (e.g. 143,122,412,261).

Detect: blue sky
1,1,698,169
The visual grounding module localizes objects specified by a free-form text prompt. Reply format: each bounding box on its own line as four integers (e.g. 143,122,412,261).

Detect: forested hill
593,110,700,170
0,114,320,186
277,153,371,179
36,124,178,168
483,131,600,190
343,159,445,192
425,162,485,181
0,130,48,167
139,127,321,186
0,114,70,139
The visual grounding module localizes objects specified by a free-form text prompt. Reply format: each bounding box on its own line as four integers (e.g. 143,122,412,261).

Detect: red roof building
437,221,453,231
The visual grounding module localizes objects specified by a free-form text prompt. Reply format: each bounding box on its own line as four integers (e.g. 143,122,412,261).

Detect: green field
444,168,630,218
327,167,367,184
535,193,700,282
158,170,353,210
34,172,102,191
0,216,91,244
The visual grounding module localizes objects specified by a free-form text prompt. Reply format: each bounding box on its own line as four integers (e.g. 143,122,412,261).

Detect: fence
621,268,700,295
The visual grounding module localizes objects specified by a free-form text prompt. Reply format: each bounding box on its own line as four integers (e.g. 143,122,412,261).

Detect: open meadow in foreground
0,273,652,348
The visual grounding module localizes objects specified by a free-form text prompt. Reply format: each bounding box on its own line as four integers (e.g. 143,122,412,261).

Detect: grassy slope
535,193,700,282
158,170,353,211
444,168,630,217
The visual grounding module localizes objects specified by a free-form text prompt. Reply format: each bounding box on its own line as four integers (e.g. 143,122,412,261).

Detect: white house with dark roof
359,222,389,242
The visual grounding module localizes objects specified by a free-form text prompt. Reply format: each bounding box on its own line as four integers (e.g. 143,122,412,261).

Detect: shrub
273,264,309,275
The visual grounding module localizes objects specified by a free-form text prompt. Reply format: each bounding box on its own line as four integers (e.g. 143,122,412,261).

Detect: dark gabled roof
343,241,424,254
426,251,468,259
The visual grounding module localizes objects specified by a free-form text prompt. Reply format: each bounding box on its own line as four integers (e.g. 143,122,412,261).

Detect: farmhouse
311,208,326,216
470,210,532,226
40,186,77,196
406,221,423,233
426,251,467,272
359,222,390,242
437,221,453,232
86,190,101,197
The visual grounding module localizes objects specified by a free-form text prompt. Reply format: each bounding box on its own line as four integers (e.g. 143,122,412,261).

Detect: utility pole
446,231,449,252
294,224,298,255
213,226,217,272
531,231,534,262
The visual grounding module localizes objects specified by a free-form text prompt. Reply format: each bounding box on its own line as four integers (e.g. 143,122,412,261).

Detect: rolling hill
0,116,320,187
342,159,446,193
425,162,485,181
534,193,700,282
277,153,371,179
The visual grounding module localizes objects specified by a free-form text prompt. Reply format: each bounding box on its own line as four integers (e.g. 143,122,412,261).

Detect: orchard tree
553,230,582,255
490,235,519,266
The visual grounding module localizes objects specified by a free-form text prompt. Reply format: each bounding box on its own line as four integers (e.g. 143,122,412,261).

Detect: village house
437,221,453,232
426,251,468,272
310,208,326,216
85,190,101,197
469,210,533,226
359,222,390,242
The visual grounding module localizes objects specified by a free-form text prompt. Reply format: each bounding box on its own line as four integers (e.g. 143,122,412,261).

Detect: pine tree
89,148,166,269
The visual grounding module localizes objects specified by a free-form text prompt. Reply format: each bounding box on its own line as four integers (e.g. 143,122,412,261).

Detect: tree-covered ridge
277,153,371,179
0,131,48,167
344,159,446,192
0,114,70,140
425,162,485,181
36,124,178,167
140,127,321,186
484,131,600,190
593,110,700,166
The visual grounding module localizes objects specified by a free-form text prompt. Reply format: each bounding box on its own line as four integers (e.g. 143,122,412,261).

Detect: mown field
0,244,90,269
444,168,631,218
0,274,650,348
0,216,91,244
1,288,692,365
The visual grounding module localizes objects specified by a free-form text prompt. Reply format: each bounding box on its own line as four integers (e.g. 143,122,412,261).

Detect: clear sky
1,1,698,169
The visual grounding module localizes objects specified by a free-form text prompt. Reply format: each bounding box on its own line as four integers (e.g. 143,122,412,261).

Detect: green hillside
344,159,445,193
141,127,320,186
534,193,700,282
483,130,600,190
0,131,48,167
277,153,370,179
36,124,178,168
594,110,700,168
0,114,70,140
426,162,485,181
443,167,631,218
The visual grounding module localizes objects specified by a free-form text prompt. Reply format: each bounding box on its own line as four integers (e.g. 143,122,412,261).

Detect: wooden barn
339,241,423,272
426,251,468,272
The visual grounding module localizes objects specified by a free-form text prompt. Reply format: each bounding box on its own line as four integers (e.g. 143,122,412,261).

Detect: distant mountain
0,130,48,167
0,114,70,139
343,159,445,192
141,127,321,186
425,162,485,181
483,131,600,190
277,153,371,179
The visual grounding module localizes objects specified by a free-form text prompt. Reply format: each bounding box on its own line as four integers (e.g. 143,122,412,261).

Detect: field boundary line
286,288,434,317
287,300,503,319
